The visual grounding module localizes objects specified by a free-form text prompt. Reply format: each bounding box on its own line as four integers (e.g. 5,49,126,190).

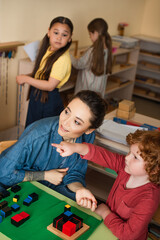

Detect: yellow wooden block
13,198,18,203
116,107,136,120
118,100,135,112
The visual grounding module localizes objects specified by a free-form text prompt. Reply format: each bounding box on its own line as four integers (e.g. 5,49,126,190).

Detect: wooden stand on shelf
105,47,139,101
133,35,160,102
0,41,24,52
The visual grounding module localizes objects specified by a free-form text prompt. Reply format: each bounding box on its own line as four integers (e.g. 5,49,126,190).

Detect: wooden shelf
0,41,24,51
140,51,160,61
135,79,160,89
134,34,160,45
134,35,160,101
106,81,132,95
112,63,135,74
133,91,160,102
138,65,160,74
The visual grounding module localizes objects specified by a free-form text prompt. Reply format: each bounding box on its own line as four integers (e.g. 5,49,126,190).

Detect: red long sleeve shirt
82,143,160,240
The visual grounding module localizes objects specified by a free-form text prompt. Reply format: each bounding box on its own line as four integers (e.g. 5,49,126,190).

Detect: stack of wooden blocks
116,99,136,120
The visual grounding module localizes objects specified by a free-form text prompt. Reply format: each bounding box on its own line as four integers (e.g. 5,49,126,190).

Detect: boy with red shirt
52,130,160,240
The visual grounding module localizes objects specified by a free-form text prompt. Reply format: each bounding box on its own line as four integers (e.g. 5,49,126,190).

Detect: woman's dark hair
31,16,73,102
88,18,112,76
71,90,107,129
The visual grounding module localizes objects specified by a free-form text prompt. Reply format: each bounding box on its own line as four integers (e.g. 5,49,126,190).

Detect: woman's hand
52,142,76,157
95,203,111,220
44,168,68,185
76,188,97,212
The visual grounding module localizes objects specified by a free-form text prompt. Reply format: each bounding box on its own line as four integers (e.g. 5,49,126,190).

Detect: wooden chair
0,140,17,154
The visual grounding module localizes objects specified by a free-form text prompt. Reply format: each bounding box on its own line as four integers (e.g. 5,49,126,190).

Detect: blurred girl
71,18,112,97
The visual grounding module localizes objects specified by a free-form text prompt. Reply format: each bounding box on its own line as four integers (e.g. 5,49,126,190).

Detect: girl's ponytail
105,31,112,74
91,35,104,76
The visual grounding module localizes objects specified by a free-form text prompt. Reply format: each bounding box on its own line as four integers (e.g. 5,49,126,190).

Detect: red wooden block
62,221,76,236
19,211,30,220
11,211,30,227
12,214,23,222
11,214,24,227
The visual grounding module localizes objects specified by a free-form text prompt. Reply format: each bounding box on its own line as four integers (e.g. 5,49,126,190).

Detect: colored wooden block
64,204,71,212
47,222,90,240
13,195,20,202
11,203,20,212
19,211,30,221
11,185,21,193
1,206,12,217
1,190,10,198
56,218,66,232
11,211,30,227
23,197,32,206
62,221,76,236
63,211,73,221
49,206,89,239
28,192,38,203
53,213,65,228
0,200,8,209
70,215,83,231
118,99,135,112
0,215,2,223
11,214,24,227
116,107,136,120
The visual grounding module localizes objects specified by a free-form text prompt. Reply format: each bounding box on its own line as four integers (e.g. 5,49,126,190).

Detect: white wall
0,0,159,131
0,0,146,46
141,0,160,38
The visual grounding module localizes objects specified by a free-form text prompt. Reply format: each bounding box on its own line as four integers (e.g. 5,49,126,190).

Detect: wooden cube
116,107,136,120
118,100,135,112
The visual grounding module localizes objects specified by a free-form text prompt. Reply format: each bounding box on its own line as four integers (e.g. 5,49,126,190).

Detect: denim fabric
25,87,64,127
0,116,95,198
39,180,76,200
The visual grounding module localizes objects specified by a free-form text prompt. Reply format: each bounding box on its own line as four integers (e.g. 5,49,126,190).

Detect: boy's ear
85,128,95,135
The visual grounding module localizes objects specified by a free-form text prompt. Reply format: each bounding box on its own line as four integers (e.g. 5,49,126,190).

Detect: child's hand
95,203,111,220
51,142,76,157
44,168,68,185
76,188,97,212
16,75,28,85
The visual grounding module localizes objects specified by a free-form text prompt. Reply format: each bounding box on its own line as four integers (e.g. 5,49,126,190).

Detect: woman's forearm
23,171,45,182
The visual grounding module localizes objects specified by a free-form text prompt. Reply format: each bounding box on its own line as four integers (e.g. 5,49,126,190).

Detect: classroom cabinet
106,47,139,101
133,35,160,102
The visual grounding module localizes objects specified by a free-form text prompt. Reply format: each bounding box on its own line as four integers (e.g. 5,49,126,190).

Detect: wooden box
116,107,136,120
118,99,135,112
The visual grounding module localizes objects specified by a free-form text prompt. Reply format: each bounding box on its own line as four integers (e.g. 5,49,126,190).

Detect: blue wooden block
23,197,32,206
11,203,20,212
